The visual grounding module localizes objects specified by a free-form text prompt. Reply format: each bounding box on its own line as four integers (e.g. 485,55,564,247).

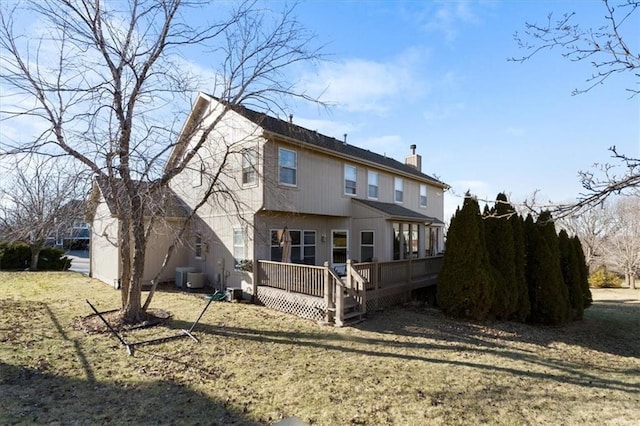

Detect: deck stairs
341,294,365,325
326,291,365,326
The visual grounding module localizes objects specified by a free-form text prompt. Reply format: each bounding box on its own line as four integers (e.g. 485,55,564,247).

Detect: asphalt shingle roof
92,176,189,218
228,102,447,188
353,199,444,224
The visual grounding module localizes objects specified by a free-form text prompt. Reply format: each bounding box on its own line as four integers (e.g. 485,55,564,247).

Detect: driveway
66,250,89,275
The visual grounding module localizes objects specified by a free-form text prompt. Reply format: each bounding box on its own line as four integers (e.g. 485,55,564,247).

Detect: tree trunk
121,198,148,324
29,246,42,271
119,216,132,309
628,272,636,290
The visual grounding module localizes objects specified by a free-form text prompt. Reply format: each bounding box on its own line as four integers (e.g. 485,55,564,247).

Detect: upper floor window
242,149,257,185
367,171,379,199
344,165,357,195
278,148,297,186
394,177,403,203
420,184,427,208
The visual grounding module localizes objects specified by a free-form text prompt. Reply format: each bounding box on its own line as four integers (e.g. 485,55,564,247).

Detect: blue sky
283,0,639,220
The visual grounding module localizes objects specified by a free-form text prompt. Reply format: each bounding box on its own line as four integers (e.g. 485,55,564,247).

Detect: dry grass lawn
1,271,639,425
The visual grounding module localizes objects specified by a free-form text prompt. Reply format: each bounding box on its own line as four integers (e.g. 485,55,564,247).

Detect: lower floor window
195,233,203,259
360,231,374,262
233,229,251,270
393,222,420,260
270,229,316,265
426,227,440,256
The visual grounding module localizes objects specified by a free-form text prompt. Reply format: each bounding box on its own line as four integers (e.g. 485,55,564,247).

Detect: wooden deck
254,256,443,326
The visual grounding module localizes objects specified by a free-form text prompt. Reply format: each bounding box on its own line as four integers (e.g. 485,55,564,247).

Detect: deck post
252,260,259,303
374,258,381,311
335,264,344,327
324,262,333,324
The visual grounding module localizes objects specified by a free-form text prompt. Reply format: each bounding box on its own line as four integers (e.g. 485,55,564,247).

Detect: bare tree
512,0,639,97
512,0,639,218
0,0,322,322
601,197,640,289
0,156,88,270
557,201,615,271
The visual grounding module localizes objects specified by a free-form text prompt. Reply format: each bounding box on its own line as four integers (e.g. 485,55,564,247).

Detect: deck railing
256,260,325,297
256,255,444,324
353,256,443,291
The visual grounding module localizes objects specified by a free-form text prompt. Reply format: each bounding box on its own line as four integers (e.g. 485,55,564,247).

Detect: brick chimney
405,144,422,172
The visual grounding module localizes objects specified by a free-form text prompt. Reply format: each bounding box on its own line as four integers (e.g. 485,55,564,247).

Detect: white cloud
423,102,466,122
301,54,428,114
419,1,481,42
356,135,404,158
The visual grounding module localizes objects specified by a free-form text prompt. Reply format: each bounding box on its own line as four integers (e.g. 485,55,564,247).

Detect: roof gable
87,176,189,221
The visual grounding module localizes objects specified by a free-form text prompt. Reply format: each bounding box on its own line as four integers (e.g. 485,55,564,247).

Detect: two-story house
88,93,447,308
166,93,448,296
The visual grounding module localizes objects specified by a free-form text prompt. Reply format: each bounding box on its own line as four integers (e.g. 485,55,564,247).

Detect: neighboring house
86,177,190,287
165,93,448,296
46,200,91,250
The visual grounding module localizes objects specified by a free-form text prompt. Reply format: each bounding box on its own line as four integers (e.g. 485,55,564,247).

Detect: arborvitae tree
437,194,494,320
510,213,530,321
559,230,584,319
538,211,571,322
525,212,571,324
571,235,592,309
484,193,518,319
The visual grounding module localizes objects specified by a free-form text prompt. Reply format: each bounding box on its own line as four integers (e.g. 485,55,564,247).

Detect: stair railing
346,259,368,316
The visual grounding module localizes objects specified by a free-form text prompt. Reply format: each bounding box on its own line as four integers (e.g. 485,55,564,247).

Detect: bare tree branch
511,0,639,97
0,0,324,322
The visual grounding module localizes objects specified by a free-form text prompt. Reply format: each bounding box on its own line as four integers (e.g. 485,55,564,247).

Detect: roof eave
262,129,448,188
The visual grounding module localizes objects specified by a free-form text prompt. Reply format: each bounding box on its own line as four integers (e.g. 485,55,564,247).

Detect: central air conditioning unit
186,272,205,289
175,266,198,288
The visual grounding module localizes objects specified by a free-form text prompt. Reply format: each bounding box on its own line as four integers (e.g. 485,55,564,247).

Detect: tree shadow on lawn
0,361,258,425
166,314,639,395
0,299,258,425
357,299,640,360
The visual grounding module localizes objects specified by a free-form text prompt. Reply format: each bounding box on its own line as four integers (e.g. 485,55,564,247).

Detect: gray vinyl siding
262,138,444,221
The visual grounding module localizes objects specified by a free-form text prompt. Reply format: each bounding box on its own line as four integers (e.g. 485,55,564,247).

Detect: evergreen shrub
588,267,622,288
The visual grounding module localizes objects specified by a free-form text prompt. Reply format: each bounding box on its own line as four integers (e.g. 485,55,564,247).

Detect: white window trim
394,177,404,204
344,164,357,196
270,229,316,264
241,148,258,187
420,184,428,208
195,233,203,259
278,147,297,187
360,230,375,263
367,170,379,200
233,228,246,268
